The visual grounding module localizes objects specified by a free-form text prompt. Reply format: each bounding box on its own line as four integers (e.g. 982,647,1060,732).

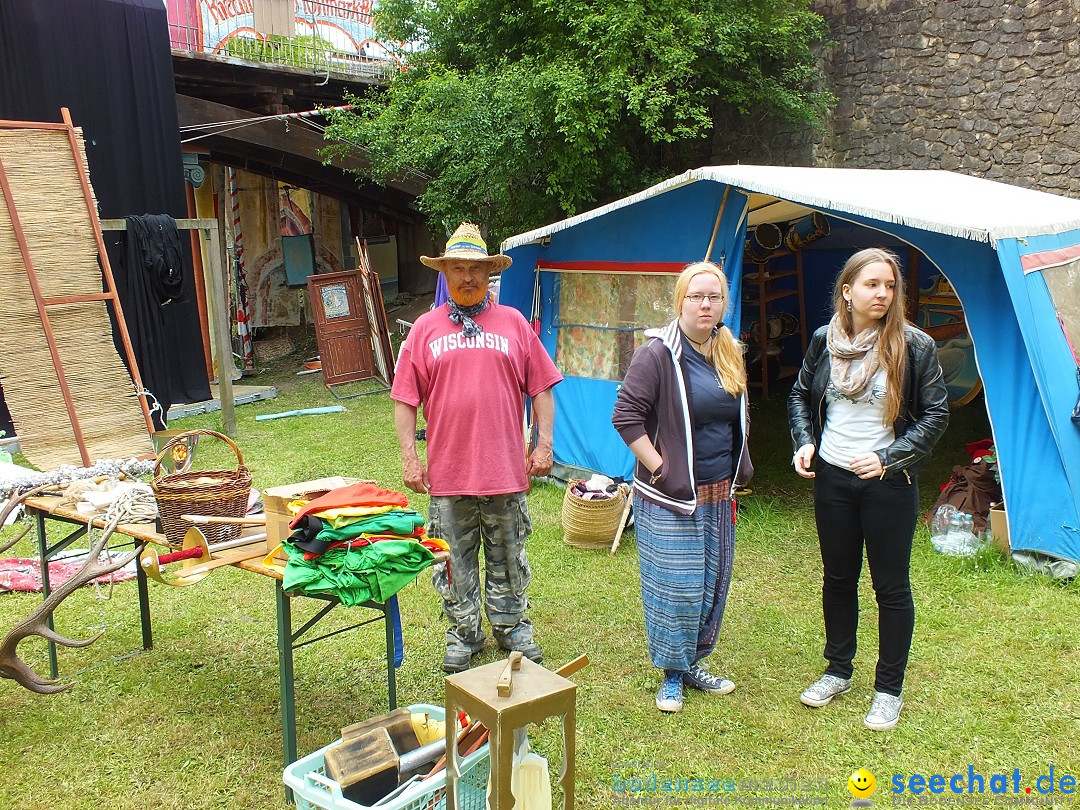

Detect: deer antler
0,484,55,555
0,518,145,694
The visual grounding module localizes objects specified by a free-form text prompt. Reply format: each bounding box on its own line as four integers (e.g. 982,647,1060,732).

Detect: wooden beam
175,94,426,198
207,216,237,438
100,218,217,230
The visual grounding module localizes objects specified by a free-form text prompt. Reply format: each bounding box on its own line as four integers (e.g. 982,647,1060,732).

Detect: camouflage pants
428,492,534,652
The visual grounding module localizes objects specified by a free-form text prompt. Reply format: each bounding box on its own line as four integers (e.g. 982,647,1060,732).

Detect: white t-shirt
818,367,895,468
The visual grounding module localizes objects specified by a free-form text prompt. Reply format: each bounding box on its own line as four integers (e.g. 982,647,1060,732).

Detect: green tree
325,0,832,242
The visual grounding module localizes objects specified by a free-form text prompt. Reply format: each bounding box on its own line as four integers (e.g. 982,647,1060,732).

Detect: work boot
495,629,543,664
442,639,485,673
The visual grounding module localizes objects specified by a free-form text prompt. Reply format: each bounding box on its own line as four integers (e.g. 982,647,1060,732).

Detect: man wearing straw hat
391,223,563,673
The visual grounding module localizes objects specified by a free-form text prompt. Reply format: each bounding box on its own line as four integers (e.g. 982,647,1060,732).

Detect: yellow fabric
286,501,397,524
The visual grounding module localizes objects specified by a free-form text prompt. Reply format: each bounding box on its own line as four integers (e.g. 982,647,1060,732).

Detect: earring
846,299,852,312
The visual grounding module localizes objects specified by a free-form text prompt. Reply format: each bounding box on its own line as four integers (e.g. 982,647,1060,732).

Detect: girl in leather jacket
788,248,949,731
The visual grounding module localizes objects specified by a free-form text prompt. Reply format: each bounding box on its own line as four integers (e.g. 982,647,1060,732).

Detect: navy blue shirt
681,335,738,484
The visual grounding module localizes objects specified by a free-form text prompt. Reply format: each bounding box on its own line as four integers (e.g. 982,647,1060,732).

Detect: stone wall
809,0,1080,196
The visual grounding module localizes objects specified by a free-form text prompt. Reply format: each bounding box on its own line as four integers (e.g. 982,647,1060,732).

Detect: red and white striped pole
228,167,256,373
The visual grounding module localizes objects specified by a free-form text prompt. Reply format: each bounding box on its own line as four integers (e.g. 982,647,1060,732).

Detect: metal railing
168,0,401,81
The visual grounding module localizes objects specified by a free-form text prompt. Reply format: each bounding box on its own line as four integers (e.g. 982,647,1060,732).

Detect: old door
308,269,376,385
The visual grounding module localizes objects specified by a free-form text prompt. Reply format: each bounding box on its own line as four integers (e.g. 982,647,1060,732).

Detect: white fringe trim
501,166,1080,251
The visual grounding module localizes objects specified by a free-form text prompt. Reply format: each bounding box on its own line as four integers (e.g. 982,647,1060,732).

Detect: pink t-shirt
390,302,562,496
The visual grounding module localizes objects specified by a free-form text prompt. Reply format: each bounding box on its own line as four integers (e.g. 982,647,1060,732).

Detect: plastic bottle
941,510,967,555
930,504,958,553
940,511,979,556
959,513,980,555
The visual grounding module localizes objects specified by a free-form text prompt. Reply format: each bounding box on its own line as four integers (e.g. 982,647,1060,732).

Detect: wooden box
262,476,362,557
989,505,1010,555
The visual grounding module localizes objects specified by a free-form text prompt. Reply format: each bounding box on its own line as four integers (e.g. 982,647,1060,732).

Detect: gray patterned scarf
448,292,491,338
827,315,883,398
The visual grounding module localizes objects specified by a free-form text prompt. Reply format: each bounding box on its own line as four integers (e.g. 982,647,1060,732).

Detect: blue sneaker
656,671,685,713
683,664,735,695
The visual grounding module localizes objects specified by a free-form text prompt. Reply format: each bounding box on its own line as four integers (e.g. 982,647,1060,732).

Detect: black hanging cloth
125,214,185,305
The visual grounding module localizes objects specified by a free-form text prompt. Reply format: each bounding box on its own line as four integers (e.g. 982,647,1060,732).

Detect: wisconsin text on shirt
429,331,511,358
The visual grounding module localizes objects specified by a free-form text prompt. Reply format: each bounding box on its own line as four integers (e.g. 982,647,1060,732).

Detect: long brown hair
832,248,908,424
674,262,747,395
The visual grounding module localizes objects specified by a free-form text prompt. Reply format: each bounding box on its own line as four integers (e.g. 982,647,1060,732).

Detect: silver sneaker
799,673,852,707
864,691,903,730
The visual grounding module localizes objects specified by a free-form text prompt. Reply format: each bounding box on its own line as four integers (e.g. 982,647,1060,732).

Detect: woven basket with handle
561,481,630,549
151,429,252,546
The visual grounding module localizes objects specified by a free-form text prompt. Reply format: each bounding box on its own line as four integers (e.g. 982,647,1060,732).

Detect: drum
746,222,784,262
785,212,831,251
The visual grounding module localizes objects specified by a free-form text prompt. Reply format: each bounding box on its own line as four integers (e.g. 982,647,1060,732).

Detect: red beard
448,284,487,308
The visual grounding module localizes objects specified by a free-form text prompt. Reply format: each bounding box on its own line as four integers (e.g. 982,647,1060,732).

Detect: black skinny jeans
813,458,919,697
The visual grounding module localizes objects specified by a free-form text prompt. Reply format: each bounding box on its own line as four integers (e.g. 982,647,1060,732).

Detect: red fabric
964,439,994,460
288,482,409,529
390,302,562,496
300,533,432,562
0,558,136,593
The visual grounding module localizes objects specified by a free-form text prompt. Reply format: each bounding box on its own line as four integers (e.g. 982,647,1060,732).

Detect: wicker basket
151,429,252,547
562,481,630,549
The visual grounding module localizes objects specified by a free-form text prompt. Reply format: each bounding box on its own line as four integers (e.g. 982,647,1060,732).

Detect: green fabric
281,540,434,607
315,510,425,542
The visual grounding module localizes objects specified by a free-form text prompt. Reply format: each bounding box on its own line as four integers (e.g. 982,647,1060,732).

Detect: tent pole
704,186,731,263
906,248,921,324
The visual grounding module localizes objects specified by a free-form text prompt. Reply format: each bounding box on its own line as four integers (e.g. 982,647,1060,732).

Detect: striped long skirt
634,481,735,672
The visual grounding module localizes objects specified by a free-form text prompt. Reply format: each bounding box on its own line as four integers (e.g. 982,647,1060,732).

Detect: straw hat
420,222,512,272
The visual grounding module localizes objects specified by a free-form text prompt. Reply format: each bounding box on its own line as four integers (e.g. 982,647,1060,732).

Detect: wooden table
24,495,161,677
232,554,401,800
22,495,411,802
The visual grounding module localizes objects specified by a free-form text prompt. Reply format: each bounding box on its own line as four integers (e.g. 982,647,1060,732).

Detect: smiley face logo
848,768,876,799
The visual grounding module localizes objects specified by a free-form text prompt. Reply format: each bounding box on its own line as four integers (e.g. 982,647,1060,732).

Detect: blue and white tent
499,166,1080,564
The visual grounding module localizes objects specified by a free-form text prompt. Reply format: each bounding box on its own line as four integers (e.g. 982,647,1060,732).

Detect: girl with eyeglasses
612,261,753,713
788,247,949,730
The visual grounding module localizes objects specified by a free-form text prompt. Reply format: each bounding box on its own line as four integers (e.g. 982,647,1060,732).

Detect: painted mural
166,0,399,64
232,169,344,327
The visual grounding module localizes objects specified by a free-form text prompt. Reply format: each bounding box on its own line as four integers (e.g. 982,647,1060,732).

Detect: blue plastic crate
284,704,491,810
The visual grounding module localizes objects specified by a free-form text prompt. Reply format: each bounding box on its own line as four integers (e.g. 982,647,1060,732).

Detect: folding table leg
136,556,153,651
276,582,297,804
384,598,397,711
34,509,59,680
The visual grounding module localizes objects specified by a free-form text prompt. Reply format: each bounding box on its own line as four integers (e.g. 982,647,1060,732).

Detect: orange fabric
288,482,410,529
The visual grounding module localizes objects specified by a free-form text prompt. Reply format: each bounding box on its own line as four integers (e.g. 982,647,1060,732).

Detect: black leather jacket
788,324,950,480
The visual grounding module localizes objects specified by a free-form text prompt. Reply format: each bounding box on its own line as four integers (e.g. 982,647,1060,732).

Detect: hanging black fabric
116,215,189,428
125,215,185,305
0,0,210,432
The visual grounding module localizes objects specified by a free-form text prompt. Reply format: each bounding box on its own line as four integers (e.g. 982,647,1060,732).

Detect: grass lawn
1,347,1078,810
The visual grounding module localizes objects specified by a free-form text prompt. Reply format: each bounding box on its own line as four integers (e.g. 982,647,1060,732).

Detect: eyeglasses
684,293,725,305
